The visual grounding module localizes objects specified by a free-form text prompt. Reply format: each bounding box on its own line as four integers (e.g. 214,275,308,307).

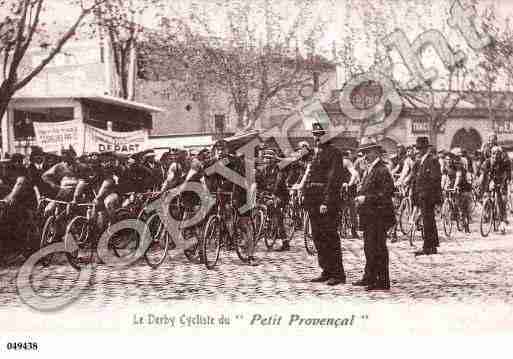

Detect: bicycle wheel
493,199,501,233
480,199,493,237
264,208,278,250
441,199,453,238
303,210,316,255
408,214,423,246
398,198,411,235
144,213,170,269
40,215,57,267
64,216,92,271
234,218,253,263
108,208,142,258
202,215,222,269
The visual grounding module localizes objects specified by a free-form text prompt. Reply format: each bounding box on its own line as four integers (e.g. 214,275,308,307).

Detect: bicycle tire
234,218,253,263
64,216,92,271
109,208,138,258
480,199,493,237
398,197,410,235
493,199,501,233
202,215,221,269
441,199,453,238
144,213,170,269
264,209,278,250
303,210,316,255
40,215,57,267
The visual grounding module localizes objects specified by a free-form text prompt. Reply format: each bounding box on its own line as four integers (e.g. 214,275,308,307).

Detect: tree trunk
428,118,438,150
0,82,14,125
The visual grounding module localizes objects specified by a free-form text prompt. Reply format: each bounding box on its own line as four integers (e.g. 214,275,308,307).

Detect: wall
136,68,337,137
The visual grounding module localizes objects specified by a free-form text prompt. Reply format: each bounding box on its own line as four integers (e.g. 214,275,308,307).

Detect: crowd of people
0,129,511,291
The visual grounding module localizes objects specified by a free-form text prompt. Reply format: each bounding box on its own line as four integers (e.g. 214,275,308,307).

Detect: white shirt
421,152,430,166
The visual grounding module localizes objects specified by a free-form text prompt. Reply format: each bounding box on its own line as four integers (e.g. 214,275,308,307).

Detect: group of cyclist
0,131,511,267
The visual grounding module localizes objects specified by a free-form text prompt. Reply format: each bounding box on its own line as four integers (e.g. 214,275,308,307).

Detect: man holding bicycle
479,146,511,233
42,147,90,217
443,150,472,234
207,139,258,266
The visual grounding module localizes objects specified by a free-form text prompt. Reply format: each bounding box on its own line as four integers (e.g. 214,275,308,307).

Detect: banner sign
33,119,84,154
410,118,445,134
84,125,148,154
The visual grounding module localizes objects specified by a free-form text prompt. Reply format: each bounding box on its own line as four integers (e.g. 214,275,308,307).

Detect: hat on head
358,137,383,153
61,145,77,158
213,139,228,150
311,121,327,135
262,149,278,160
415,136,430,149
30,146,44,157
450,147,462,157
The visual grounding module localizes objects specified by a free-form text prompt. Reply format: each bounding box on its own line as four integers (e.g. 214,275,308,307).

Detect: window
214,114,225,133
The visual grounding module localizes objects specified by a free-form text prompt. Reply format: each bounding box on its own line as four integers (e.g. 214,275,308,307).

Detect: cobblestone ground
1,216,513,309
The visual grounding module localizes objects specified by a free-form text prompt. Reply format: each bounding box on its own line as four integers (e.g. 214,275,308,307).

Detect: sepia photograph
1,0,513,354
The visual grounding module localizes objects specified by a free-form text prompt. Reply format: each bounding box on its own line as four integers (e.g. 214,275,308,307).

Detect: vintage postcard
1,0,512,356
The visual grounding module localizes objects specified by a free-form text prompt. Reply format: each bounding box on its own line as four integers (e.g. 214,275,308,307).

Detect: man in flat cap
412,136,442,256
353,138,395,290
303,122,346,285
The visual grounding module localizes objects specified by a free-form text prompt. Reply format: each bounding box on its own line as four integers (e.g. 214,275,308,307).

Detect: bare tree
94,0,161,100
0,0,106,120
399,64,468,147
144,0,334,132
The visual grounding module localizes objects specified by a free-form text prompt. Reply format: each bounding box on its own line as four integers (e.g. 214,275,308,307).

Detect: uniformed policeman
303,122,346,285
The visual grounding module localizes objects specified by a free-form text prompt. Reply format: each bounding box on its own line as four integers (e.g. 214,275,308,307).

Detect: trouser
420,199,439,250
362,220,390,287
276,195,288,240
457,191,472,225
496,187,508,223
307,206,345,280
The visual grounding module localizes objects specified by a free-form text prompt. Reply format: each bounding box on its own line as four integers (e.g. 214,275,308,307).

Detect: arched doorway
450,128,482,152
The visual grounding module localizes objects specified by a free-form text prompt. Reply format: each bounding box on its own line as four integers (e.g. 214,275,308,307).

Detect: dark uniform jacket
412,152,442,206
303,143,344,209
357,159,395,230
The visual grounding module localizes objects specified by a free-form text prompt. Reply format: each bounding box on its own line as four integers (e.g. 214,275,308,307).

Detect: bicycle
40,199,78,267
108,191,171,268
440,188,468,238
397,185,413,236
408,207,423,247
303,209,316,255
480,184,504,237
63,202,99,270
202,191,255,269
253,192,280,250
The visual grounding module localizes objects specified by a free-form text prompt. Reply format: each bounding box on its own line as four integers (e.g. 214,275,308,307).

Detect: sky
10,0,513,90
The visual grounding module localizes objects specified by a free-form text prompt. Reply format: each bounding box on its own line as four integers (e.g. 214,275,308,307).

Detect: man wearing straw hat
353,137,395,290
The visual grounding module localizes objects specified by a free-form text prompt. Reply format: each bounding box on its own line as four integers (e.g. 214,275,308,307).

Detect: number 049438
6,342,38,351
